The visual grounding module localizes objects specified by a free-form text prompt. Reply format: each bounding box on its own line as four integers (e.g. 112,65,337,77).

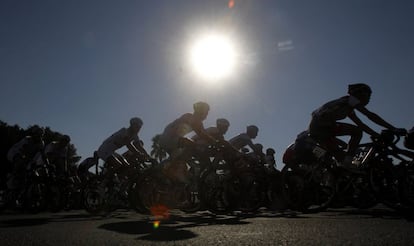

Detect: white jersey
7,136,31,162
229,133,253,150
97,128,139,161
192,127,223,145
45,141,68,159
27,152,46,170
159,113,204,152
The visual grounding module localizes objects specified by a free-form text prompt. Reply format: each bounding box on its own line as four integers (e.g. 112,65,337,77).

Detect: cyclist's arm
126,141,146,156
247,141,260,153
348,110,378,136
192,122,216,145
356,106,396,130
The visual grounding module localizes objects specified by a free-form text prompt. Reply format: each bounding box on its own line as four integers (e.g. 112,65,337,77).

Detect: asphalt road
1,206,414,246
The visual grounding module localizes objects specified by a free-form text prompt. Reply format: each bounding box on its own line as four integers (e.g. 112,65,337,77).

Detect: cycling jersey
7,136,44,162
311,95,361,125
44,141,68,159
159,113,204,153
97,128,140,161
192,127,224,145
78,156,98,174
229,133,254,150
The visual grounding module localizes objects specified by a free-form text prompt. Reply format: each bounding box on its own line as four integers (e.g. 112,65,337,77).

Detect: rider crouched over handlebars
157,101,218,184
308,83,404,168
97,117,151,178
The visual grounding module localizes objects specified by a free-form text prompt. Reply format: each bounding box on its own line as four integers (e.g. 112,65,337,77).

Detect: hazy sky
1,0,413,167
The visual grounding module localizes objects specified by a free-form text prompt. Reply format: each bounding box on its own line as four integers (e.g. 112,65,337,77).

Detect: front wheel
282,164,335,213
24,183,47,213
266,171,288,211
199,169,231,214
234,173,264,213
83,184,107,215
179,183,202,213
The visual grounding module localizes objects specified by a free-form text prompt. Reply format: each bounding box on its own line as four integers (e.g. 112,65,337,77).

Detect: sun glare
189,33,237,82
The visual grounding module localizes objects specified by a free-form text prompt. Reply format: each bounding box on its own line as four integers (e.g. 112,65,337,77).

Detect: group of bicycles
281,128,414,214
83,127,414,217
2,128,414,217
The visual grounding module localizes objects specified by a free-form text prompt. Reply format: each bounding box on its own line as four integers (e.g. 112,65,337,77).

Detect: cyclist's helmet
216,118,230,128
348,83,372,97
247,125,259,134
266,148,276,155
30,126,44,137
61,135,71,144
348,83,372,105
130,117,143,128
193,101,210,113
254,143,263,152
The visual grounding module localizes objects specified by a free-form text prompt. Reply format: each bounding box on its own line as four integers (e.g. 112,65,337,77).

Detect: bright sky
1,1,413,168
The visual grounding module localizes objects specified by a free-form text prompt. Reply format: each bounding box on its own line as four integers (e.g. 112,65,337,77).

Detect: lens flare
153,220,160,229
150,204,170,220
228,0,235,8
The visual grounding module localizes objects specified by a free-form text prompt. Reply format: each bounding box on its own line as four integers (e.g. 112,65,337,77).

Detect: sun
189,33,237,82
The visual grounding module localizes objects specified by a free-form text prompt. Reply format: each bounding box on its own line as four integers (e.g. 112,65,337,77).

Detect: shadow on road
99,211,253,242
244,205,414,222
1,206,413,231
327,206,414,222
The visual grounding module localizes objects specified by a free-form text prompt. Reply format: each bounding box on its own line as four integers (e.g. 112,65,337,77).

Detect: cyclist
44,134,71,177
77,151,99,182
158,101,216,160
6,126,45,206
192,118,230,145
191,118,231,168
158,101,217,184
97,117,150,173
229,125,261,153
265,147,277,171
308,83,401,167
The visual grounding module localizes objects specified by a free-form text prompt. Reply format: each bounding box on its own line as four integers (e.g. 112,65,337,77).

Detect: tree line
0,120,81,179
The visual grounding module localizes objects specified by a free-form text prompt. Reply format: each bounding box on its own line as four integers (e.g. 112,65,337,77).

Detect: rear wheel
200,169,231,214
83,180,107,215
135,175,163,213
24,183,47,213
128,176,149,213
369,164,401,210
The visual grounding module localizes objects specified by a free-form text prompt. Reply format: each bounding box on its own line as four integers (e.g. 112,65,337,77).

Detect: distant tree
0,121,24,165
150,134,168,162
0,121,24,188
40,126,81,168
0,121,81,172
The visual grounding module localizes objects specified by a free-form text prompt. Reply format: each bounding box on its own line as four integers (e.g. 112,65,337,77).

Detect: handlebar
370,128,407,145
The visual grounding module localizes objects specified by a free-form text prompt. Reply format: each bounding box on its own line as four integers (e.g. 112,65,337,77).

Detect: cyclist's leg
334,122,362,156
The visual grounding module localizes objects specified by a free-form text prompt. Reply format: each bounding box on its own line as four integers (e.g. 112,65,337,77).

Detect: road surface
1,206,413,245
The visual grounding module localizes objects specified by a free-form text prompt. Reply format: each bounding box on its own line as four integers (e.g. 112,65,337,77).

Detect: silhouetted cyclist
158,101,216,160
44,134,71,178
157,101,217,183
6,126,45,206
308,83,403,168
229,125,261,153
191,118,231,168
97,117,150,174
77,151,99,182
